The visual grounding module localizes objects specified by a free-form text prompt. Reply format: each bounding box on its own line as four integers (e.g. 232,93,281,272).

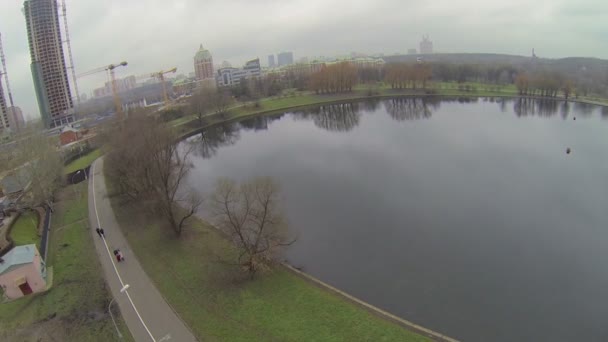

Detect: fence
39,206,52,261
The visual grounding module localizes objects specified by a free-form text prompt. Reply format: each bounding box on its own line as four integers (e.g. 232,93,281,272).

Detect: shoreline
177,92,608,140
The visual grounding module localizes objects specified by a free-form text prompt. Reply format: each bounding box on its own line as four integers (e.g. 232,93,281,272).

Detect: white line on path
91,161,157,342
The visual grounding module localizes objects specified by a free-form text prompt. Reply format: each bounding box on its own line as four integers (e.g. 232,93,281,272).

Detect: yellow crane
152,67,177,107
77,61,128,118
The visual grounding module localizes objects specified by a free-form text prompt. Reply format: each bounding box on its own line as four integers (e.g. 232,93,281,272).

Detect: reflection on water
191,98,607,159
384,97,440,121
574,101,595,116
294,102,361,132
238,113,284,131
188,123,240,159
361,98,381,112
514,98,560,117
512,97,608,119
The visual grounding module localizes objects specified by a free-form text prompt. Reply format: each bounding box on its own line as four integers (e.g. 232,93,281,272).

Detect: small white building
0,244,47,300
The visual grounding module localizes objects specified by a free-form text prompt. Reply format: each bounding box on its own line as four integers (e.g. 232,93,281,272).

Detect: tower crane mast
152,67,177,107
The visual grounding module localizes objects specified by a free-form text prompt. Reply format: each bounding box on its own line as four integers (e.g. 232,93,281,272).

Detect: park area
0,183,131,341
108,176,430,342
9,211,40,248
64,149,102,174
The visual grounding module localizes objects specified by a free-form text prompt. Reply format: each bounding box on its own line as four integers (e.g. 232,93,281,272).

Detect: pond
184,97,608,342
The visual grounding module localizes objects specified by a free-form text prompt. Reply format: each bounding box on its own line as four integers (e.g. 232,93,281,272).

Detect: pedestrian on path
99,228,105,238
113,249,124,262
96,228,102,237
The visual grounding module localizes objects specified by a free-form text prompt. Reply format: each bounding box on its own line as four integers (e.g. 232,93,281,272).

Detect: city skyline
0,0,606,120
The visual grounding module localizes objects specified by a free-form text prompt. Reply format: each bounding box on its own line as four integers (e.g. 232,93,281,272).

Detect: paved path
88,158,198,342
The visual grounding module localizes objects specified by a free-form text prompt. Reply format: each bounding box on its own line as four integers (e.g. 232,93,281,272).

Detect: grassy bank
64,149,102,174
106,176,431,341
0,183,132,341
9,211,39,248
175,83,522,136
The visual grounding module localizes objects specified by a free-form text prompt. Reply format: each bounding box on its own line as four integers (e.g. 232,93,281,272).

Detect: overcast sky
1,0,607,120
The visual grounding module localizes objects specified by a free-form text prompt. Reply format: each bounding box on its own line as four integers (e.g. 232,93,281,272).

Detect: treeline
209,61,605,101
309,62,358,94
431,63,518,84
515,72,574,99
385,63,432,89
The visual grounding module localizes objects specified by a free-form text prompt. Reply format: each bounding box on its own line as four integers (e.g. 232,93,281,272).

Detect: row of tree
385,63,433,89
515,71,574,99
309,62,358,94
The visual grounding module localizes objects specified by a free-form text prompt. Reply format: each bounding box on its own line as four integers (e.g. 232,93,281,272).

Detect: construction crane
0,32,17,131
60,0,80,105
77,61,128,118
152,67,177,107
0,33,16,109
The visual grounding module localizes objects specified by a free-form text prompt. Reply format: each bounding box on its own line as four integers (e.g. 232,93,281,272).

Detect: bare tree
210,177,295,278
148,126,202,236
190,88,213,127
10,127,63,209
105,113,202,236
212,89,232,117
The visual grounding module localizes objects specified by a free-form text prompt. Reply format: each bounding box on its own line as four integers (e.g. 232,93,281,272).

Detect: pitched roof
60,125,80,134
194,44,212,61
0,244,37,275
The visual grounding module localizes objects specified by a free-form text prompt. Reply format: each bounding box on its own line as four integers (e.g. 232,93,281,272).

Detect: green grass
64,149,102,174
0,183,132,341
108,178,431,342
10,211,40,249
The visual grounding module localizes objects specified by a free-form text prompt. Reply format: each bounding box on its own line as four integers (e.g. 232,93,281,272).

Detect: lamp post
71,170,82,197
108,284,130,339
71,170,82,184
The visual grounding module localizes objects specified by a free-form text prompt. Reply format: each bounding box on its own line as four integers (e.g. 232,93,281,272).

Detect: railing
39,206,51,261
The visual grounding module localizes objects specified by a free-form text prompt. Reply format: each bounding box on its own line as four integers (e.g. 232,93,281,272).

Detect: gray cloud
1,0,606,120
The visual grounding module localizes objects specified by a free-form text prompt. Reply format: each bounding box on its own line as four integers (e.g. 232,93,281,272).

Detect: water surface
185,97,608,342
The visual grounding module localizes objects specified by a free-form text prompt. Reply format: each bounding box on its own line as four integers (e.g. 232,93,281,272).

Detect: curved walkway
87,158,198,342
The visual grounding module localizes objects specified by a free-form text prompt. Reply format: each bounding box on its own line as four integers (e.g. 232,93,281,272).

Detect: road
87,158,198,342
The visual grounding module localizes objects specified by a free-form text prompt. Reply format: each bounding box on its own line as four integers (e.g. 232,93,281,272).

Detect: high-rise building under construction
24,0,74,128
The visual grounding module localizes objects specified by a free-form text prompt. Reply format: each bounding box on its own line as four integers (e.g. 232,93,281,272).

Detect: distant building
0,244,48,300
216,58,261,87
268,55,275,68
59,125,82,146
24,0,75,128
277,52,294,67
420,35,433,54
7,107,25,132
408,48,417,55
93,75,138,98
194,44,214,80
283,57,385,76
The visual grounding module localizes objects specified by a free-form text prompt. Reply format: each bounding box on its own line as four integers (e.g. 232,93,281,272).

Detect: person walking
99,228,105,238
95,228,102,237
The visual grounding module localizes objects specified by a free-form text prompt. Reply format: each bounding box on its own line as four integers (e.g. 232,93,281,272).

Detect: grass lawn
9,211,40,249
64,149,102,174
107,177,431,342
0,183,132,342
